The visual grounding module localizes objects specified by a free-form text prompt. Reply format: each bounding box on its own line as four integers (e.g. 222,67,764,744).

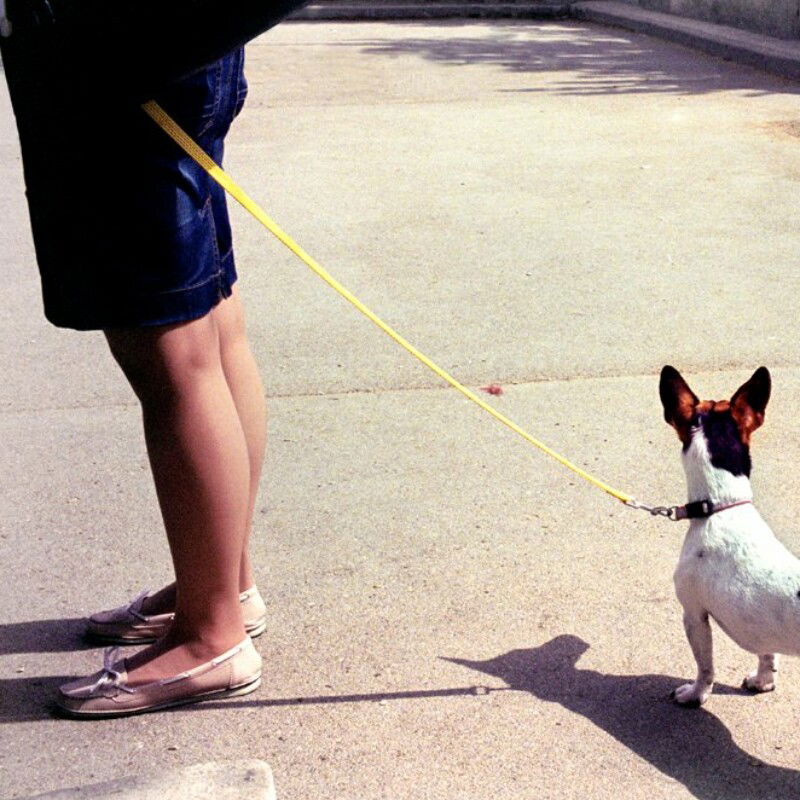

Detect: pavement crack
4,364,797,415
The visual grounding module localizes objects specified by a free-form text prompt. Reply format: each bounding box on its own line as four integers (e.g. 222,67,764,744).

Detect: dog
659,364,800,707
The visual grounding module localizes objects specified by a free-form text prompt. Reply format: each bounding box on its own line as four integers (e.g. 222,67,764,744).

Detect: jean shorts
2,45,248,330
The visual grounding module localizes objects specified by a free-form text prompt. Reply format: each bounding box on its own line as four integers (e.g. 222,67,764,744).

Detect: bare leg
139,287,266,614
213,286,267,591
671,609,714,707
105,312,250,684
743,653,777,693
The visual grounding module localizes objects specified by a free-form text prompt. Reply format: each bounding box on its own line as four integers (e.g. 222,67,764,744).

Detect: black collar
673,499,752,521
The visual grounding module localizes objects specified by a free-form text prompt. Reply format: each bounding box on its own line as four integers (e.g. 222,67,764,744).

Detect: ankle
157,627,244,661
239,560,256,594
169,611,246,649
140,582,177,616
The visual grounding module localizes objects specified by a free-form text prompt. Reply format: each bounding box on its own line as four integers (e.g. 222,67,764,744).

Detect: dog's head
659,366,771,478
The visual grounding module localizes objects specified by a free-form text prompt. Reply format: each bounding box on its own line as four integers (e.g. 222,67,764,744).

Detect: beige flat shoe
86,586,268,644
57,637,262,719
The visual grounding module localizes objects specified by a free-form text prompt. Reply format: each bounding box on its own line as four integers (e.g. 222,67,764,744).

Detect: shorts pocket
116,196,220,295
157,60,223,139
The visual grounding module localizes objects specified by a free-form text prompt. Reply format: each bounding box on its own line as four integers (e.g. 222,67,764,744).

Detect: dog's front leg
672,609,714,707
743,653,778,693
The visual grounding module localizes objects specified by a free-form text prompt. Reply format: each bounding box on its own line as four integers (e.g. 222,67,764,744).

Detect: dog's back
675,505,800,657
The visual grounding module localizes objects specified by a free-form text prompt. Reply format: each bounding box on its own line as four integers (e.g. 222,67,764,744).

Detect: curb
20,760,276,800
293,1,570,20
571,1,800,81
289,0,800,82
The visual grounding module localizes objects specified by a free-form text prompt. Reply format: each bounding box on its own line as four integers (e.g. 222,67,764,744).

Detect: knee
105,316,223,405
214,290,249,357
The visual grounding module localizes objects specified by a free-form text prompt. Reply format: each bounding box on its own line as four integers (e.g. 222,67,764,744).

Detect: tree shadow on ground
348,21,800,97
446,634,800,800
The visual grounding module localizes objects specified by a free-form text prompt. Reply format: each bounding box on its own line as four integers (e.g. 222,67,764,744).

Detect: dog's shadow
446,635,800,800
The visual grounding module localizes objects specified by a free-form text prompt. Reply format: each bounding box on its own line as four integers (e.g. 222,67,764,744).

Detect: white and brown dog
660,365,800,707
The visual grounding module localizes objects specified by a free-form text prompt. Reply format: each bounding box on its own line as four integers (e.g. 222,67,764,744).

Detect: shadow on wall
347,21,800,97
447,635,800,800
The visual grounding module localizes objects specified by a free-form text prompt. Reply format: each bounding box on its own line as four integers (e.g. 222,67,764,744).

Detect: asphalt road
3,18,800,800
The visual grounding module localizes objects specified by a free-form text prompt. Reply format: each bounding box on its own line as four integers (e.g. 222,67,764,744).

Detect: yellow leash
142,100,633,507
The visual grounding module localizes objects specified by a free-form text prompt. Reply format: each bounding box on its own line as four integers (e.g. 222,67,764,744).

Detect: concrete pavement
3,16,800,800
25,761,276,800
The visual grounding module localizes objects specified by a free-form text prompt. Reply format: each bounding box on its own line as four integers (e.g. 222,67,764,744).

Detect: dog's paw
742,673,776,693
670,682,711,707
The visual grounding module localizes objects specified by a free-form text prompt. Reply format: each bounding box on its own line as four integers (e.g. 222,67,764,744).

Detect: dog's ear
659,366,698,441
730,367,771,443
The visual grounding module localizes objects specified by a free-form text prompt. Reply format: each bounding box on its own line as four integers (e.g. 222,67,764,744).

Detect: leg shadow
445,635,800,800
0,618,97,722
0,618,93,656
0,675,75,723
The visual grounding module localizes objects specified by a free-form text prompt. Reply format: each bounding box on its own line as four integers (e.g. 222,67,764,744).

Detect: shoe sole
85,618,268,646
245,617,268,638
55,675,262,720
84,630,161,645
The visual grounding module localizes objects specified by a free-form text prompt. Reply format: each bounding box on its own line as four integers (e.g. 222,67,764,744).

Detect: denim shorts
2,45,248,330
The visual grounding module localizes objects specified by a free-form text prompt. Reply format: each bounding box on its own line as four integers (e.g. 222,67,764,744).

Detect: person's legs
214,286,267,591
133,286,266,617
105,310,250,684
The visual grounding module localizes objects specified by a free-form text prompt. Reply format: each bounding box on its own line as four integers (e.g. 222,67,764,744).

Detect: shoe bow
64,647,137,699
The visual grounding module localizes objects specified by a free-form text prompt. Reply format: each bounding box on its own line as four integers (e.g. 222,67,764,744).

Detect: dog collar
672,499,752,521
625,498,753,521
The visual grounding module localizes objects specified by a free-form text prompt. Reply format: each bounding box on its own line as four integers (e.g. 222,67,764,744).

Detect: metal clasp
625,499,679,520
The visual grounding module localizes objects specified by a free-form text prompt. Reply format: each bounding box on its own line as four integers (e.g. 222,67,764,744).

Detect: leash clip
625,499,680,520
